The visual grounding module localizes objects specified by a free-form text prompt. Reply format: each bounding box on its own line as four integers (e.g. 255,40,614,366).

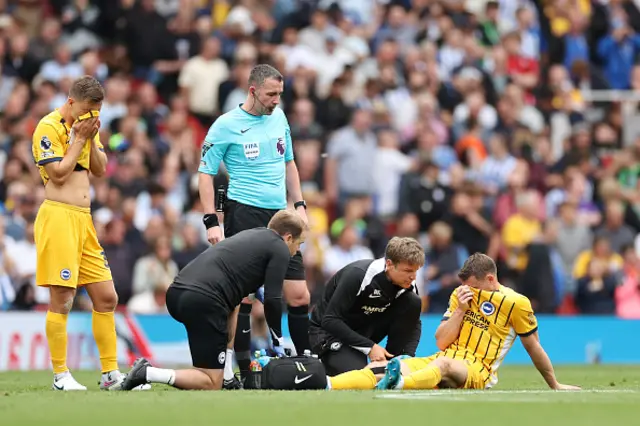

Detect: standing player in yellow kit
328,253,581,391
32,76,125,391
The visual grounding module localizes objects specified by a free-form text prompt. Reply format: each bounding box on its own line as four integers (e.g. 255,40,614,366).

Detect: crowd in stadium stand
1,0,640,327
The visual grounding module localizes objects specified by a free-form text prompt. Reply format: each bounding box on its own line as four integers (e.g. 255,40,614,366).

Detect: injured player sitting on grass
326,253,581,392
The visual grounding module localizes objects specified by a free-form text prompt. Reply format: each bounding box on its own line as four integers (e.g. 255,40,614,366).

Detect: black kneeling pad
262,356,327,390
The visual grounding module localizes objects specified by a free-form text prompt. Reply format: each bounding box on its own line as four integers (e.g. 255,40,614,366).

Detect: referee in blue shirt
198,64,310,388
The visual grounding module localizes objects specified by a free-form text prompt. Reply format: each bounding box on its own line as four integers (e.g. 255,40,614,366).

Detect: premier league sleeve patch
201,142,212,158
40,135,52,151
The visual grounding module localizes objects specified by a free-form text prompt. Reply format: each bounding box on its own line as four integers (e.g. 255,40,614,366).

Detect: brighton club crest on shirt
277,137,285,156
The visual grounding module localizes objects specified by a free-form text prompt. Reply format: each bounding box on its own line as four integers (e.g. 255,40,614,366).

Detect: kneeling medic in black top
121,209,307,391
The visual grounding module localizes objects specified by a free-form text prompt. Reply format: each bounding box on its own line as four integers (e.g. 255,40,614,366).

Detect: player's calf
384,357,467,390
121,358,224,391
234,301,253,381
46,286,77,385
86,280,121,380
283,279,311,355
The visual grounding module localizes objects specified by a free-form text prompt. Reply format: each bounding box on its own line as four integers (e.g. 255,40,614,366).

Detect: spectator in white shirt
438,27,466,80
127,282,170,314
132,235,179,296
178,36,229,121
375,128,415,218
323,225,374,278
38,42,83,83
477,132,518,196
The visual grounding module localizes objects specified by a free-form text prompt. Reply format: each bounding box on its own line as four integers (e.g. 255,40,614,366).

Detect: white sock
394,376,405,390
54,371,70,381
101,370,122,381
223,349,235,381
146,367,176,385
325,376,332,390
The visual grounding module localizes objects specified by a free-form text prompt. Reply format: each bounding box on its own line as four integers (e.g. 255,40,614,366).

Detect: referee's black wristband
203,213,219,229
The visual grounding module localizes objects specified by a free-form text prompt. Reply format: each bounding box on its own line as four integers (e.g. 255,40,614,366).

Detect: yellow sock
403,365,442,390
329,368,377,390
92,310,118,373
45,311,68,375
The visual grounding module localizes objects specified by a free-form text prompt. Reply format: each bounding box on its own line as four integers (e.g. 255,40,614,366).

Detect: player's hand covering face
70,99,102,122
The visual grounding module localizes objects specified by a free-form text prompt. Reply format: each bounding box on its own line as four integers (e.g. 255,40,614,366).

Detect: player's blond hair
69,75,105,103
385,237,425,267
458,253,497,281
268,210,308,240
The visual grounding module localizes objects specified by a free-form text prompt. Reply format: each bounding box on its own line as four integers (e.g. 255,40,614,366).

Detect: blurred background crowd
1,0,640,329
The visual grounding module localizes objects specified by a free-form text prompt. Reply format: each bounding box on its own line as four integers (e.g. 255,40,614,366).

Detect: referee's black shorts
165,286,229,370
223,199,305,281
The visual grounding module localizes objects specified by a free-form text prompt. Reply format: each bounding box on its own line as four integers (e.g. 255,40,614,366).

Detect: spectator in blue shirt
597,17,640,89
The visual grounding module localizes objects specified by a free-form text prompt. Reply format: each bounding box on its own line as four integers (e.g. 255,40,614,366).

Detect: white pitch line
375,389,639,401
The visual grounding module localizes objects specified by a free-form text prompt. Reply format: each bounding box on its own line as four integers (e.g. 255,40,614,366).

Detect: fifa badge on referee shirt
243,142,259,160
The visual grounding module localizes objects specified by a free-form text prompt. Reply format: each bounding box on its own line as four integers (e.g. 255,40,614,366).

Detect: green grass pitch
1,366,639,426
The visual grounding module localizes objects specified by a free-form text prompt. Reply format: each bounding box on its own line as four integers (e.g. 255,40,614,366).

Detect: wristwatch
294,200,307,210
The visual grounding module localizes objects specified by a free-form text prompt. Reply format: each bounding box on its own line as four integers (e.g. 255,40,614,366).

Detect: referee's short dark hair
385,237,425,267
268,210,307,239
458,253,497,281
249,64,283,87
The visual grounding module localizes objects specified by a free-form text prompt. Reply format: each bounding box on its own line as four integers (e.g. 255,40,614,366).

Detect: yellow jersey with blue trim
31,109,104,185
441,285,538,387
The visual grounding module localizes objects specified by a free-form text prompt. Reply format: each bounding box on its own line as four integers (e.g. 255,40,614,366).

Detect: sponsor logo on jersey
481,301,496,316
362,303,391,315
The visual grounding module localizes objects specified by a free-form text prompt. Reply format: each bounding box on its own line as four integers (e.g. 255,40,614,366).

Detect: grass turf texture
1,366,639,426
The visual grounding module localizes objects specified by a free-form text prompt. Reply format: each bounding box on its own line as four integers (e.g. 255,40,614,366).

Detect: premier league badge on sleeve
40,135,52,151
